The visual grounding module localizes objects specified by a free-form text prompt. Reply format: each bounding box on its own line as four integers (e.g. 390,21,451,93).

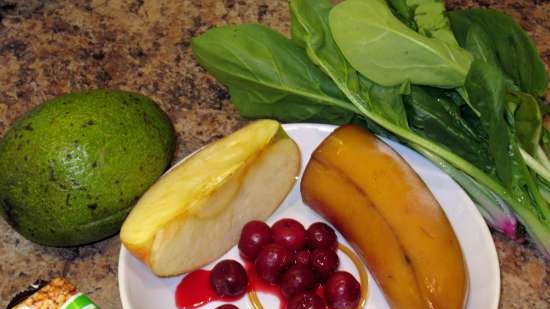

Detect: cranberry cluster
249,219,361,309
209,219,361,309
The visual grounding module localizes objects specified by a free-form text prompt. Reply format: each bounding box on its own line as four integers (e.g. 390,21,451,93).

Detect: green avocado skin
0,90,176,246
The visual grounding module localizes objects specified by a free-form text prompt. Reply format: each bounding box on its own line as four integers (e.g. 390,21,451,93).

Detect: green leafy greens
329,0,472,88
449,9,548,97
192,0,550,258
191,24,356,124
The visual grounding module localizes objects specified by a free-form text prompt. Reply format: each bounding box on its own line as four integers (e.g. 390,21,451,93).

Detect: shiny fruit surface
239,221,272,261
286,291,325,309
293,250,311,267
272,218,307,251
307,222,337,249
301,124,467,309
210,260,248,297
280,264,316,299
324,271,361,309
310,247,339,281
215,305,239,309
255,243,292,284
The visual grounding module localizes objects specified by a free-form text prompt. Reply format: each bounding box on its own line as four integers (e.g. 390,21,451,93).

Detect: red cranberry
238,220,272,260
280,264,316,299
293,250,311,267
311,247,339,281
210,260,248,297
324,271,361,309
272,218,307,251
255,243,292,284
307,222,337,249
286,291,325,309
215,305,239,309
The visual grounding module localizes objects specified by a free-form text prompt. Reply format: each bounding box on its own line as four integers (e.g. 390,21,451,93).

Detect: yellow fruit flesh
121,120,280,251
301,125,467,309
149,138,300,275
120,119,301,276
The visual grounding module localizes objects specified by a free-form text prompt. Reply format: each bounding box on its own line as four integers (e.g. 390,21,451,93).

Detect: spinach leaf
507,91,543,155
404,86,493,172
291,0,519,235
463,23,499,66
408,0,460,46
329,0,472,88
192,0,536,249
412,145,517,237
385,0,459,47
453,11,550,184
534,128,550,176
543,129,550,158
191,24,356,124
449,9,548,97
466,59,550,256
385,0,416,28
537,176,550,205
290,0,515,234
290,0,409,128
358,76,409,128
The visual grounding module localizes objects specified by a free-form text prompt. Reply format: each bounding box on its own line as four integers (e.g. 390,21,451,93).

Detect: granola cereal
9,278,101,309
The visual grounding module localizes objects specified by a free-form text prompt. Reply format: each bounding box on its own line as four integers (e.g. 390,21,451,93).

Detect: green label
61,293,101,309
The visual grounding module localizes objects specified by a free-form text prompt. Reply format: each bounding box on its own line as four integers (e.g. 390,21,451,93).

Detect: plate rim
118,122,501,309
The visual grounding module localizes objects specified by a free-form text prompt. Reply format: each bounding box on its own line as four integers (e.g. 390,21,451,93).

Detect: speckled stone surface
0,1,549,308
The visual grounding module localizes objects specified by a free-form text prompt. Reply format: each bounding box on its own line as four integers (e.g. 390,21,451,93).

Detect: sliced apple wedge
121,120,301,276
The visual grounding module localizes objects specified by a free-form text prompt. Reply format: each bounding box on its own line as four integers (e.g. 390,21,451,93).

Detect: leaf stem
520,147,550,183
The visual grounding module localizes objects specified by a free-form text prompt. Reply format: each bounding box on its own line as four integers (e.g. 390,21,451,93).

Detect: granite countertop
0,0,549,308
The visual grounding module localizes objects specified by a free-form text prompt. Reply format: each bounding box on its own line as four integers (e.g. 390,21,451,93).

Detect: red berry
280,264,316,299
215,305,239,309
255,243,292,284
293,250,311,267
286,291,325,309
307,222,337,249
272,218,307,251
324,271,361,309
210,260,248,297
311,247,339,281
239,220,272,260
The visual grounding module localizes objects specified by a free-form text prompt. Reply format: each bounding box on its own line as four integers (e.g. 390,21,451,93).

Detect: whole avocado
0,90,176,246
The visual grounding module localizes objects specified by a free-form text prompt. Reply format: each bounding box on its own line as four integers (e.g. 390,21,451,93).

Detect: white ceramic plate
119,123,500,309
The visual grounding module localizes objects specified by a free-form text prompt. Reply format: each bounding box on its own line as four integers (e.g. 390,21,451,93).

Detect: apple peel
120,120,301,276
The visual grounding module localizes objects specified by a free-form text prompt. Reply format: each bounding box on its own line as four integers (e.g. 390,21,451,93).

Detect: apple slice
120,120,301,276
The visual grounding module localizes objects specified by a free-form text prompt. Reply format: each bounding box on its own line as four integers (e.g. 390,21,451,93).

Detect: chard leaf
408,0,460,46
191,0,534,251
537,174,550,205
386,0,414,21
466,59,550,257
449,9,548,97
463,23,499,66
543,129,550,158
512,96,550,187
191,24,356,124
329,0,472,88
404,86,493,172
412,146,517,237
290,0,409,128
291,0,518,235
385,0,416,28
507,91,542,155
358,76,409,128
